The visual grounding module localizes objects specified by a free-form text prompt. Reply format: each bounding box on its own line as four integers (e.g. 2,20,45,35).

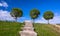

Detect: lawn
0,21,60,36
0,21,23,36
34,24,60,36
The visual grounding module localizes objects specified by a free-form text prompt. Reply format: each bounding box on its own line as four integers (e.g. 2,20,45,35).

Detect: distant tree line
10,8,54,24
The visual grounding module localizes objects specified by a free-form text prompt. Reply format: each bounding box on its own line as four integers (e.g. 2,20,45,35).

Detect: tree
30,9,40,24
43,11,54,24
10,8,23,22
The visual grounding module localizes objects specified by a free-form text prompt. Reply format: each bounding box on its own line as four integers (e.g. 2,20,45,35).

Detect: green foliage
30,9,40,19
43,11,54,24
43,11,54,20
10,8,23,21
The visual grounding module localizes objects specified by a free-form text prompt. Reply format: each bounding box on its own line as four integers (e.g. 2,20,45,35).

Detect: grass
0,21,23,36
34,24,60,36
0,21,60,36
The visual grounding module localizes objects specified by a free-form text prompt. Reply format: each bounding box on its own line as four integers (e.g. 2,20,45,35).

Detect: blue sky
0,0,60,24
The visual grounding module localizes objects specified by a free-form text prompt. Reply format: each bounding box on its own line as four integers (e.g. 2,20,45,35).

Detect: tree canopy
30,9,40,19
43,11,54,24
10,8,23,21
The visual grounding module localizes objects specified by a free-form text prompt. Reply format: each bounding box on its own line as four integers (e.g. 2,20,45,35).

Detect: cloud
35,13,60,24
0,10,15,21
35,17,47,23
50,17,60,24
49,14,60,24
0,1,8,8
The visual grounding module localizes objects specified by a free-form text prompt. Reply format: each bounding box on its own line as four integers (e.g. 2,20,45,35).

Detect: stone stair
19,20,37,36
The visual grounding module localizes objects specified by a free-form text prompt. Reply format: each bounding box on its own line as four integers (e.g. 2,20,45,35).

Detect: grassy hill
0,21,23,36
0,21,60,36
34,24,60,36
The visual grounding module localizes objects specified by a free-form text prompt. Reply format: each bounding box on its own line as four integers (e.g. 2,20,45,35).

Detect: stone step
20,30,37,36
23,27,34,31
19,20,37,36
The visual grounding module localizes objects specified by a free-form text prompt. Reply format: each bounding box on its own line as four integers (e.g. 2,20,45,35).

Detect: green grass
0,21,60,36
34,24,60,36
0,21,23,36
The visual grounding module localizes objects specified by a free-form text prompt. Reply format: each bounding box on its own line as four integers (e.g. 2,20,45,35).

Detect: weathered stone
19,20,37,36
20,31,37,36
23,27,34,31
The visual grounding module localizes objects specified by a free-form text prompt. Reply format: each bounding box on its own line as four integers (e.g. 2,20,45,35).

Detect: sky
0,0,60,24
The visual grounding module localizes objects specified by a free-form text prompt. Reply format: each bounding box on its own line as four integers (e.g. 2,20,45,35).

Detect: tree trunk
48,20,49,24
32,19,35,27
15,17,17,22
32,19,36,31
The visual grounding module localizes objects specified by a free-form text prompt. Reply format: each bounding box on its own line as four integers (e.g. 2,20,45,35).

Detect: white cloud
0,10,15,21
0,1,8,8
49,13,60,24
35,13,60,24
0,3,2,6
35,17,47,24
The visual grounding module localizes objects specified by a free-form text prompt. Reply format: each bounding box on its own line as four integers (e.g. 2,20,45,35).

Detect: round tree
43,11,54,24
10,8,23,22
30,9,40,24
